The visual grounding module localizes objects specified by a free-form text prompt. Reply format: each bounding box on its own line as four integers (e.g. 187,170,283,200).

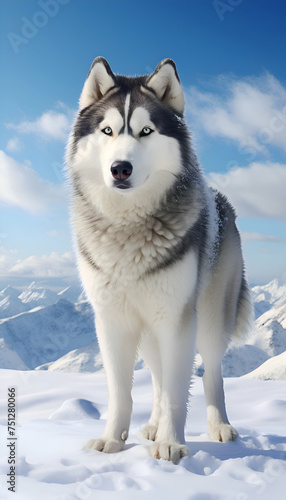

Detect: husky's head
68,58,192,206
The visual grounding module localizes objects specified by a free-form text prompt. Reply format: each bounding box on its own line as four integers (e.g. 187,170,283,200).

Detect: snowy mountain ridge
252,277,286,318
0,278,285,378
0,281,83,319
252,277,286,304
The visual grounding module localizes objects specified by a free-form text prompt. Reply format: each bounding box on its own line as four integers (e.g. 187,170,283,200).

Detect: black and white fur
67,58,253,464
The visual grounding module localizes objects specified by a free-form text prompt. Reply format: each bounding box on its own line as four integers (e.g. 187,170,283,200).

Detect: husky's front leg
149,309,196,464
86,314,138,453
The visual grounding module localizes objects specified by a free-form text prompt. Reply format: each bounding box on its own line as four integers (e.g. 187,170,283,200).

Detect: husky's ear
79,57,116,110
146,59,184,115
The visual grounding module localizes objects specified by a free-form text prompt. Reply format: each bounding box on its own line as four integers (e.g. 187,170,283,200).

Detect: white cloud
0,247,19,272
186,73,286,155
6,137,23,152
0,248,76,278
6,103,75,142
241,232,284,243
10,252,76,278
0,150,66,213
208,162,286,219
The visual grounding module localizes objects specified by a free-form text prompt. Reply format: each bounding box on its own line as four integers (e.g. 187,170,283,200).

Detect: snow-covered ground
0,368,285,499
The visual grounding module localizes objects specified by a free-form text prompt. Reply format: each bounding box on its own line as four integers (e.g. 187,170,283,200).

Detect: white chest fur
73,192,201,286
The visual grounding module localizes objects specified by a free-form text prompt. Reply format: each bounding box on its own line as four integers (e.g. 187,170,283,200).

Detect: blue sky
0,0,286,288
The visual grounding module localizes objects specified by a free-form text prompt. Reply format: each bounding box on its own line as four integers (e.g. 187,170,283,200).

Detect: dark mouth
113,181,132,190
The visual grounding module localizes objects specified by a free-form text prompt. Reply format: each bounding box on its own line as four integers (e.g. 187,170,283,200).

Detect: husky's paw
140,424,158,441
149,442,189,464
85,438,124,453
209,423,238,443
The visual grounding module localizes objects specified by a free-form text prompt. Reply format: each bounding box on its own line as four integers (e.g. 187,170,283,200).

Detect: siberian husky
67,57,253,463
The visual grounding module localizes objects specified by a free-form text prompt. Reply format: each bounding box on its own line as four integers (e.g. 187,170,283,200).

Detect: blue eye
102,127,112,136
140,127,153,137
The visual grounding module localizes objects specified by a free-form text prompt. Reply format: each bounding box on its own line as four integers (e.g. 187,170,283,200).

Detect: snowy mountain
0,281,83,320
36,343,144,373
0,338,28,370
18,281,59,308
252,278,286,318
0,285,27,319
57,284,83,303
194,344,270,378
249,284,286,357
252,277,286,303
0,278,285,377
36,342,101,373
244,351,286,381
0,296,95,369
209,279,286,377
194,278,286,379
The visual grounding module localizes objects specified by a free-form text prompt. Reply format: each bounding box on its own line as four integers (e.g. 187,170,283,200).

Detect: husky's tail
232,276,254,344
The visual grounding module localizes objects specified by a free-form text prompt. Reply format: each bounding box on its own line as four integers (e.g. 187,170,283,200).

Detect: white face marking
124,93,131,134
100,108,124,135
129,107,154,136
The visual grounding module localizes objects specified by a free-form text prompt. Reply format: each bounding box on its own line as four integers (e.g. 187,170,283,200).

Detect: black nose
110,161,133,181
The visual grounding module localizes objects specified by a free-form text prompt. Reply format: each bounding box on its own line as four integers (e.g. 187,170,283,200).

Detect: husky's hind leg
140,335,162,441
198,340,238,442
197,281,239,442
197,192,253,442
199,276,252,442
